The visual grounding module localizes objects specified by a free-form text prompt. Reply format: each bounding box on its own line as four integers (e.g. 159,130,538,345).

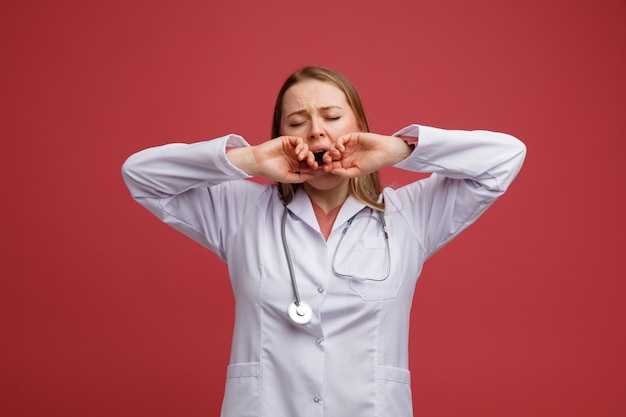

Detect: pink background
1,0,625,416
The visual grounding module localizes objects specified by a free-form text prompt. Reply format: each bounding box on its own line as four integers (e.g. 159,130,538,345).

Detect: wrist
387,135,415,165
400,135,418,150
226,146,258,176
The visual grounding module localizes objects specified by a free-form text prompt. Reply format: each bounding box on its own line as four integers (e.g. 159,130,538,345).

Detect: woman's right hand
227,136,316,183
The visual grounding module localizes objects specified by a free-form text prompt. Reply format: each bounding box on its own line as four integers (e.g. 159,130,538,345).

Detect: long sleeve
389,124,526,259
122,134,251,199
121,134,265,260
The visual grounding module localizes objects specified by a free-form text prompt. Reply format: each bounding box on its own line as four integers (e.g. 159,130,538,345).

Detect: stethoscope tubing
281,206,303,307
281,205,390,325
331,211,390,281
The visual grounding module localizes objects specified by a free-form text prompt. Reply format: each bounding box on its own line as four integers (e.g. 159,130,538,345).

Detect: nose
308,118,325,140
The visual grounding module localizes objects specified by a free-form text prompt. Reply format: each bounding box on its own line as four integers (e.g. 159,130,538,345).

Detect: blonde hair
272,66,384,211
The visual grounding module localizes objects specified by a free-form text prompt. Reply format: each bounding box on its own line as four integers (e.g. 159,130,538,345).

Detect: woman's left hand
323,132,413,177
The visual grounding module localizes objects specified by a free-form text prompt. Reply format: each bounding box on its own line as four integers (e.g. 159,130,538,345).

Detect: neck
303,182,350,214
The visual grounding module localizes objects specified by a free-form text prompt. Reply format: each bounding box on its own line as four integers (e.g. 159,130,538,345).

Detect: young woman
122,66,526,417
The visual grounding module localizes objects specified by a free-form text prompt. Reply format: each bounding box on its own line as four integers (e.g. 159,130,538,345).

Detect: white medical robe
122,124,526,417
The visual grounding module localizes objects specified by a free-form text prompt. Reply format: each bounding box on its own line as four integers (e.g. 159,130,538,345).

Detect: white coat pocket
340,237,402,300
376,365,413,417
221,362,260,417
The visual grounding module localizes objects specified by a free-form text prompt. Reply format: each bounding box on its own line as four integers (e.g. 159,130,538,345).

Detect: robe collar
284,187,367,236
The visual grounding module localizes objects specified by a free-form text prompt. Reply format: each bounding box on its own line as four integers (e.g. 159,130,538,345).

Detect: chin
305,174,348,191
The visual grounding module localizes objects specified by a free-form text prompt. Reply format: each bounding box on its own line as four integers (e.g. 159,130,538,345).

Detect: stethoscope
281,205,391,324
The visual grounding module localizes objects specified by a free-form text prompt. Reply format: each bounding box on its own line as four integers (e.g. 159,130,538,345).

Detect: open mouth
313,150,325,165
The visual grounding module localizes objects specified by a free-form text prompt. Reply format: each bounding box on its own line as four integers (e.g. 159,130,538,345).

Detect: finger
283,171,315,183
303,150,317,168
334,138,346,153
293,167,316,174
283,136,308,159
325,143,340,161
297,143,310,161
336,132,357,151
284,135,304,145
325,159,347,174
328,166,362,178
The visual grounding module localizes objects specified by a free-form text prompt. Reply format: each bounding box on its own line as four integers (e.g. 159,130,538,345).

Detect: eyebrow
285,106,343,119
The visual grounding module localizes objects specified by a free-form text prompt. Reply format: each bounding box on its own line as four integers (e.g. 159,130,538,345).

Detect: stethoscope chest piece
288,301,312,324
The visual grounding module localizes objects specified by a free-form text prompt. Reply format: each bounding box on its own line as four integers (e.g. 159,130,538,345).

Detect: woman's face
280,79,359,192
